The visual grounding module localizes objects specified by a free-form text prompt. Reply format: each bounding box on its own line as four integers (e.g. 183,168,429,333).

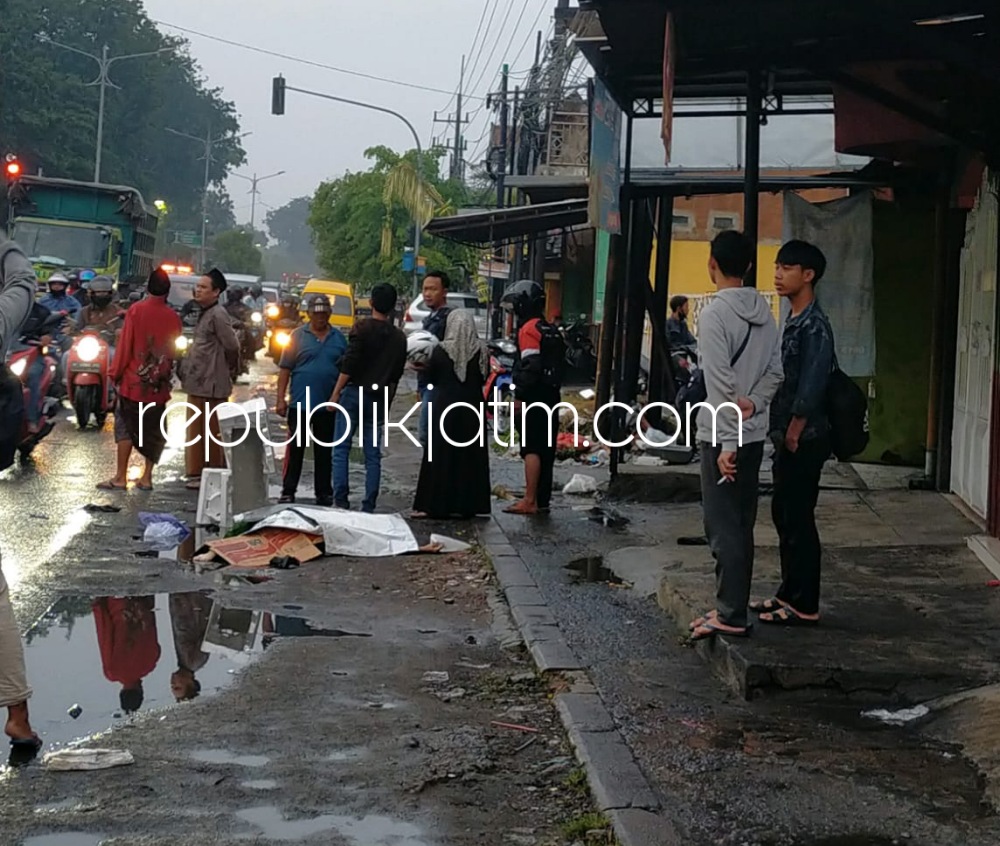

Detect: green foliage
212,229,262,276
561,812,612,841
308,146,479,295
0,0,245,237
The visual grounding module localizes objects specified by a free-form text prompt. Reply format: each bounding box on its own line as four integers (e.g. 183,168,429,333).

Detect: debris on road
43,748,135,771
562,474,598,495
490,721,539,734
422,671,451,684
861,705,930,725
206,528,323,569
268,555,301,570
139,512,191,550
83,503,121,513
586,504,629,528
67,704,83,720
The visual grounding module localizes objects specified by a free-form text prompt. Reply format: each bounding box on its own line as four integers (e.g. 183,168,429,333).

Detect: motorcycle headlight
251,311,263,324
10,358,27,378
276,331,292,348
175,336,189,352
266,305,280,318
76,335,101,362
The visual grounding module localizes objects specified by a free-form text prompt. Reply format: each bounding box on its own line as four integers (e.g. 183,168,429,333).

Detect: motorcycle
562,315,597,384
671,344,698,392
484,338,517,433
66,326,116,429
7,307,65,462
268,317,300,363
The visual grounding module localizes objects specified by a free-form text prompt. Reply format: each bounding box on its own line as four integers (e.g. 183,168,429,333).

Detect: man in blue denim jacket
756,240,834,628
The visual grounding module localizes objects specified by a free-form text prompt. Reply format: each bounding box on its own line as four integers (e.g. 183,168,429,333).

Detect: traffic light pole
273,77,423,297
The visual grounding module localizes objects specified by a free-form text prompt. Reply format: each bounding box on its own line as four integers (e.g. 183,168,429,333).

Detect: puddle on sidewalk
191,749,270,768
236,805,429,845
565,555,622,585
22,592,359,751
22,835,107,846
242,779,280,791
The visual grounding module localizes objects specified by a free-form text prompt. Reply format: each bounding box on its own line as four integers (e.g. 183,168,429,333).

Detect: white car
403,291,488,338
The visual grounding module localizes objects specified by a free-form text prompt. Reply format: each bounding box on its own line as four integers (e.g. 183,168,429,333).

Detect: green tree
309,146,478,294
212,229,262,276
266,196,316,259
0,0,245,229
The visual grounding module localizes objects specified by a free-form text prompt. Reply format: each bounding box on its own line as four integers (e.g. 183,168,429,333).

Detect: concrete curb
479,516,683,846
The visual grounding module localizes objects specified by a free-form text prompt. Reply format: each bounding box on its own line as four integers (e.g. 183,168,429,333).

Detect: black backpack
536,319,566,389
675,322,751,409
826,354,869,461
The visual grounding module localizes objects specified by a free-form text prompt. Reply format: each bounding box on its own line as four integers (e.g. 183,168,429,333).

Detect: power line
508,2,550,69
152,19,485,100
466,0,525,96
464,0,501,88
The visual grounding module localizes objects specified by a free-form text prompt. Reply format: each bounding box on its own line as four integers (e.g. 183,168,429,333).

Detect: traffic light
272,75,286,116
4,153,20,179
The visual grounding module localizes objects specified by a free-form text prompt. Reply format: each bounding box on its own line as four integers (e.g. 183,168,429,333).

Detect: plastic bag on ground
563,474,598,495
139,512,191,550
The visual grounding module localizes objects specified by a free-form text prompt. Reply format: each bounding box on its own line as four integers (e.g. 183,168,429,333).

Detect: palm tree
380,160,452,258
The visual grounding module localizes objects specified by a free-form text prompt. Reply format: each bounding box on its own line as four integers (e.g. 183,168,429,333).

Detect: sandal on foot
504,502,538,515
689,609,719,630
758,606,819,626
96,480,126,491
688,620,750,642
750,598,786,614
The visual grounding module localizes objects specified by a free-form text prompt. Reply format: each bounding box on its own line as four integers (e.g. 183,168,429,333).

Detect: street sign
174,230,201,247
588,78,622,234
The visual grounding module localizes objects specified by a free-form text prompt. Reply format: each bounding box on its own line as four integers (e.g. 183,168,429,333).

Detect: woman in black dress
412,309,492,519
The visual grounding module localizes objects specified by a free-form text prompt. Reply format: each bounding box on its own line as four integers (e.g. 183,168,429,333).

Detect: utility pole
36,36,172,183
166,126,252,270
432,56,468,182
232,170,286,231
490,64,510,339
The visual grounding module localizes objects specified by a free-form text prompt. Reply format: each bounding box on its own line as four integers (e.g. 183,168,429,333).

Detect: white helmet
406,330,439,365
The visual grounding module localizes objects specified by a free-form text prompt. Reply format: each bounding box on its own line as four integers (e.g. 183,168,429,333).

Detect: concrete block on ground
530,639,584,672
555,692,616,732
504,585,546,607
607,809,683,846
486,542,517,557
519,624,563,645
511,604,557,631
566,727,660,812
490,555,537,588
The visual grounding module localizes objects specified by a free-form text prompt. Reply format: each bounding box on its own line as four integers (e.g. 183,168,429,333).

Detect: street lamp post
166,126,252,270
272,77,424,297
37,36,172,183
231,170,286,231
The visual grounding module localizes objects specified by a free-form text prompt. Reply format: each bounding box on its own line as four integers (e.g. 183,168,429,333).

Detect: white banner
781,191,876,377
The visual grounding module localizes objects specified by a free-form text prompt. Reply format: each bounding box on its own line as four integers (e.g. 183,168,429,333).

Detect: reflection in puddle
236,805,428,845
22,592,353,750
242,779,279,791
191,749,270,768
23,835,106,846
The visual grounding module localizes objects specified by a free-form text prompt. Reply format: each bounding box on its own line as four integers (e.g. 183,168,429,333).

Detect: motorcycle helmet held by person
88,276,115,310
406,330,439,366
501,279,546,322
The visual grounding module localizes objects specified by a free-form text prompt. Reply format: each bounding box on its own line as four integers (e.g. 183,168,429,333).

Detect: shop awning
425,200,589,246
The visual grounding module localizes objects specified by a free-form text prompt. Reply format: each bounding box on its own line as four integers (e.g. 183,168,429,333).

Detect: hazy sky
142,0,555,224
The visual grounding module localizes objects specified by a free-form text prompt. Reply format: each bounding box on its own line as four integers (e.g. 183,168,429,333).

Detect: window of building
671,212,693,231
710,213,739,232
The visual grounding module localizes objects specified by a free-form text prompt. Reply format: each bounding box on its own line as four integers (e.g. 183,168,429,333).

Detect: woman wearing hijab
412,309,492,519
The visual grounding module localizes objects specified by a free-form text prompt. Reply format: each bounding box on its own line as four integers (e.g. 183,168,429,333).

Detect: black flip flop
749,598,785,614
758,606,819,627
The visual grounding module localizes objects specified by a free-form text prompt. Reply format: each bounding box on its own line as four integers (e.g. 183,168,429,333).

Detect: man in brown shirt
180,268,241,488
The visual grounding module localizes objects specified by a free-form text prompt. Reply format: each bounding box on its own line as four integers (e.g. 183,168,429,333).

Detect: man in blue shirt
275,294,347,505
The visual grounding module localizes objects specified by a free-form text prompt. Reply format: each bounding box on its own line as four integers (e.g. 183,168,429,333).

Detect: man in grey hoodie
0,239,42,760
689,230,783,641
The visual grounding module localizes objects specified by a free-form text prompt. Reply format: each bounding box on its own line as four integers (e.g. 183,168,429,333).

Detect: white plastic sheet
782,190,876,377
246,507,419,558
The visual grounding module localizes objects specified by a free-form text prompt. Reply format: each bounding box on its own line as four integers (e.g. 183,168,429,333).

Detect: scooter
484,338,517,433
562,315,597,383
268,317,300,363
7,307,64,462
66,326,116,429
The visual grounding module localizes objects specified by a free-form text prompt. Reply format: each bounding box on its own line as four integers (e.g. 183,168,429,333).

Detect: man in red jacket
100,269,182,491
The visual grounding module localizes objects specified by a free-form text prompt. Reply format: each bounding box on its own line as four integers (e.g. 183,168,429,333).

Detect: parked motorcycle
562,315,597,384
7,306,65,462
66,326,116,429
484,338,517,433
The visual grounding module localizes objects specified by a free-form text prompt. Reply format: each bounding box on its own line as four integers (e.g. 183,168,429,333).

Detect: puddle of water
241,779,279,791
22,593,352,750
565,555,622,584
326,746,368,763
191,749,270,768
236,805,428,845
33,798,97,814
23,835,106,846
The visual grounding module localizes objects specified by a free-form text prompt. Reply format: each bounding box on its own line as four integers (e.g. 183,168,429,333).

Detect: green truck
6,174,159,288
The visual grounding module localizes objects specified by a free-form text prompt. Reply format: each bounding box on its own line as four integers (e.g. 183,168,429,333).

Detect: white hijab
440,308,487,383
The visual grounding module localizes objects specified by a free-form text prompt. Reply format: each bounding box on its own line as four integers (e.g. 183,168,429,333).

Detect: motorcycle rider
276,292,299,322
667,295,697,351
224,287,255,372
243,283,268,314
62,276,122,376
38,273,82,324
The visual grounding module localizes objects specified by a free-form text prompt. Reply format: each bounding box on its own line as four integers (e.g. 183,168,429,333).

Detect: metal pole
249,174,258,232
284,84,423,297
94,45,109,182
744,68,762,288
492,64,510,340
454,55,465,182
202,127,211,271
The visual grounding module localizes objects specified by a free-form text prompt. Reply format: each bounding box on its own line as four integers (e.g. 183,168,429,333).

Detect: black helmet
251,284,263,298
501,279,545,320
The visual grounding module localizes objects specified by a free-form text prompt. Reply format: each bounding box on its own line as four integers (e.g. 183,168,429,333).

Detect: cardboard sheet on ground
245,507,420,558
207,527,323,568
